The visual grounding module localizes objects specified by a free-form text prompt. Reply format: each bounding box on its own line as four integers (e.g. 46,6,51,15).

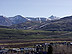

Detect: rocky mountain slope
38,16,72,31
0,15,59,26
9,15,28,24
0,16,12,26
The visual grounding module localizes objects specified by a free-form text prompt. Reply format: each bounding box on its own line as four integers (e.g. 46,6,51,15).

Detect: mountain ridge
1,15,72,31
0,15,60,26
9,15,72,31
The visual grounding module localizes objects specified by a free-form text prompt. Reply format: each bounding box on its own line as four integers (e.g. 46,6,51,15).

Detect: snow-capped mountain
0,15,60,26
9,15,28,24
49,15,60,20
9,15,49,24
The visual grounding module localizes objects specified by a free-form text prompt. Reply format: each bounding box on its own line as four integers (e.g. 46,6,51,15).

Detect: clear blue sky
0,0,72,17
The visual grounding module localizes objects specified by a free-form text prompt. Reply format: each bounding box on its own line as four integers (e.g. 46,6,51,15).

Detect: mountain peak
0,15,7,20
50,15,54,17
14,15,23,18
49,15,60,20
0,15,6,18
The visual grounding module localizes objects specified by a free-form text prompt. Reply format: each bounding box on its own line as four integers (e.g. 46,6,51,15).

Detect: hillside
0,28,72,40
9,21,41,29
37,16,72,31
0,16,12,26
9,21,51,30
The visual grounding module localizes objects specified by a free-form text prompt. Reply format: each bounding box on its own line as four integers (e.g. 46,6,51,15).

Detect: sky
0,0,72,18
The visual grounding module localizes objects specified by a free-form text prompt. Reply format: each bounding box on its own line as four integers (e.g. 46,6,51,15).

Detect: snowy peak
9,15,28,24
9,15,25,20
49,15,60,20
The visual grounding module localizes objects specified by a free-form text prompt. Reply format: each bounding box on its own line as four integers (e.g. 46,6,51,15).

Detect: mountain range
0,15,59,26
0,15,72,31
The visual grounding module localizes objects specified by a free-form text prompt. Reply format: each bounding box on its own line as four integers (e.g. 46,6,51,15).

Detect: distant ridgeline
0,15,59,26
0,15,72,31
